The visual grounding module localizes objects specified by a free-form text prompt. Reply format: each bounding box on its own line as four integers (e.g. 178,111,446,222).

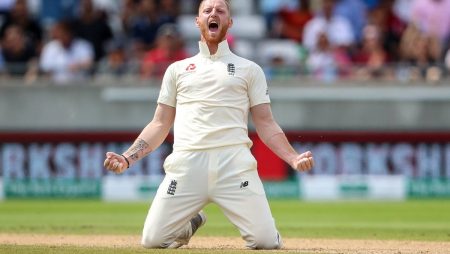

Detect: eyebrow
204,5,226,10
199,1,230,12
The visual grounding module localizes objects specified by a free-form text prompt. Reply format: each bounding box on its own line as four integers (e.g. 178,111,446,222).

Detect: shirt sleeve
157,63,177,107
248,63,270,107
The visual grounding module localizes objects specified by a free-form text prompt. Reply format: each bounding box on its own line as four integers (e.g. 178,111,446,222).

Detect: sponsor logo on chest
185,63,196,72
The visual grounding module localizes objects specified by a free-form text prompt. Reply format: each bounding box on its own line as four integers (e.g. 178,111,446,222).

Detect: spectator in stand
72,0,113,64
141,23,188,80
353,24,388,79
0,0,43,52
306,31,352,82
369,0,406,62
410,0,450,42
303,0,355,51
392,0,413,24
259,0,298,37
400,0,450,78
334,0,368,43
0,25,38,82
129,0,164,50
97,37,134,78
159,0,179,24
40,21,94,84
121,0,140,34
277,0,313,43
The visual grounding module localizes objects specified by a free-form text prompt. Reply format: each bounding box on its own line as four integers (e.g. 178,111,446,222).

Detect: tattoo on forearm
128,138,150,161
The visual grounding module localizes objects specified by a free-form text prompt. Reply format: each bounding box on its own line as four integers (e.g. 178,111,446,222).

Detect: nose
210,8,218,17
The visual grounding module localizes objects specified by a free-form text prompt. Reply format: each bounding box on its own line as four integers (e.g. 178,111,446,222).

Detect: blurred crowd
261,0,450,82
0,0,448,85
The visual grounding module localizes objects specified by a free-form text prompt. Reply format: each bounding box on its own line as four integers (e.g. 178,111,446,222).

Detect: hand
104,152,128,174
291,151,314,172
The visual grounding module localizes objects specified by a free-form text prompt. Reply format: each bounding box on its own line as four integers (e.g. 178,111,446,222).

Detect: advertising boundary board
102,175,163,202
408,178,450,198
1,131,450,200
4,179,101,198
300,175,406,201
102,177,301,202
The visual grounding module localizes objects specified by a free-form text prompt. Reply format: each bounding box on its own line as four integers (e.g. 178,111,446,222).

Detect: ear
228,18,233,29
195,17,200,28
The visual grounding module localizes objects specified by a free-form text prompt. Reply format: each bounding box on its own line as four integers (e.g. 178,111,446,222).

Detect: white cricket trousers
141,144,282,249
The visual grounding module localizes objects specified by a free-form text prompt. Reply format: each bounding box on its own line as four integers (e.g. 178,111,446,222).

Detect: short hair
198,0,231,13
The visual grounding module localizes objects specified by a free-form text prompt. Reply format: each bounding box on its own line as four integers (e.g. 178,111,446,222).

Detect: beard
200,24,229,44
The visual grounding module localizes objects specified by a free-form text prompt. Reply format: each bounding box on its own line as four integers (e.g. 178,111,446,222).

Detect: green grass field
1,199,449,253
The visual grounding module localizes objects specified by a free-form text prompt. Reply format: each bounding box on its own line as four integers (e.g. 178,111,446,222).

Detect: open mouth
208,21,219,32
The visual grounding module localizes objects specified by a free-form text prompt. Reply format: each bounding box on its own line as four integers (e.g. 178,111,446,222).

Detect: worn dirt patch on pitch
1,234,449,254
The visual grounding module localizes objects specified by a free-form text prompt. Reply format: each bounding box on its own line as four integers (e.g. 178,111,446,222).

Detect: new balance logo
167,180,177,195
227,63,235,76
240,181,249,188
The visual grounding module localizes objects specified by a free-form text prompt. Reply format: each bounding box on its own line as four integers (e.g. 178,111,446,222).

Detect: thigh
212,147,281,249
142,151,209,245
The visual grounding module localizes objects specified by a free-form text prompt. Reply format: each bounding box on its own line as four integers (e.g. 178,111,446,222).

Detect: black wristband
121,154,130,168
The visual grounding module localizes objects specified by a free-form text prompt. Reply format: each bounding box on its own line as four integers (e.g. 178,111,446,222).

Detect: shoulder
229,53,260,70
166,54,200,72
227,53,266,82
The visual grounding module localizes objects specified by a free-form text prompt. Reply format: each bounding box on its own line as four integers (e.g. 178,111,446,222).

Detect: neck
200,37,223,55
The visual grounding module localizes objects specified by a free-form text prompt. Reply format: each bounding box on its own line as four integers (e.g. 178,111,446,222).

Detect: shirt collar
198,40,231,58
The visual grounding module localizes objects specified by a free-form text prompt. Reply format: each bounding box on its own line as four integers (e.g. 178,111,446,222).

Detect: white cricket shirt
158,40,270,151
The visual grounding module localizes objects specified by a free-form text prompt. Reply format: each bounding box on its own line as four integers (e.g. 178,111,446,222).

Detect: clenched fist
291,151,314,172
104,152,129,174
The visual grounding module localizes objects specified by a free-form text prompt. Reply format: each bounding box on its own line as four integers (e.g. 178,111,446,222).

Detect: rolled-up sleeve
248,64,270,107
157,63,177,107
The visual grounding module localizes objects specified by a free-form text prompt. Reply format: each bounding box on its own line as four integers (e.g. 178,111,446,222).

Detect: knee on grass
141,233,171,249
246,232,282,250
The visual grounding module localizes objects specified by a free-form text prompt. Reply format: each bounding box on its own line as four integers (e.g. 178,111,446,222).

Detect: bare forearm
257,122,298,166
251,104,313,172
104,104,174,173
252,104,297,165
122,138,151,164
122,121,170,166
265,132,298,164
